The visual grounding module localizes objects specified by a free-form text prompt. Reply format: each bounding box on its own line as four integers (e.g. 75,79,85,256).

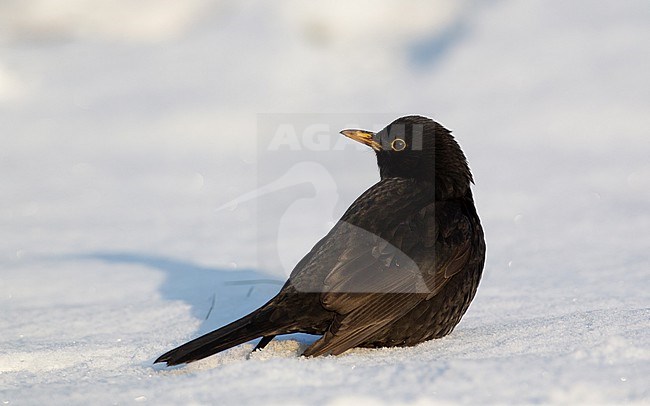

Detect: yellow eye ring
391,138,407,151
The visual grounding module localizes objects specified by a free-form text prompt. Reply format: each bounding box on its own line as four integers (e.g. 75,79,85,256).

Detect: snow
1,0,649,404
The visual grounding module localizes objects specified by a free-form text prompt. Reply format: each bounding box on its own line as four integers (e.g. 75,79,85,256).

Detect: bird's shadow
69,252,286,335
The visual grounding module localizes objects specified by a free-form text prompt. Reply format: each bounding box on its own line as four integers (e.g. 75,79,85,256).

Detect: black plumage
155,115,485,365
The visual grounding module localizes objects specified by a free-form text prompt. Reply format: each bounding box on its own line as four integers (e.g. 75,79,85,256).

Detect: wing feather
294,179,476,356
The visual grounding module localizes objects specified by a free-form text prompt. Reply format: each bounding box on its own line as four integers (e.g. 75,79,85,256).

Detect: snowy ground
1,0,649,404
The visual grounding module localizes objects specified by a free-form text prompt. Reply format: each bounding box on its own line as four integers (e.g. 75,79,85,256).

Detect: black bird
155,115,485,366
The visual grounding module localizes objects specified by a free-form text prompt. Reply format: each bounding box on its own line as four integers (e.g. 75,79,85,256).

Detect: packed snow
1,0,649,404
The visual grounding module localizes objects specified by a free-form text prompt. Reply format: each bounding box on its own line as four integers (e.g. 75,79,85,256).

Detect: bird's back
284,179,485,353
358,193,485,348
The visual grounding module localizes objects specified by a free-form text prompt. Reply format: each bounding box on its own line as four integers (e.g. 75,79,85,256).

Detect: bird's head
341,115,473,198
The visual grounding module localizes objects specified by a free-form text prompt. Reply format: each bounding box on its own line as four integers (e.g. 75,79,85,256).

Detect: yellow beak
340,129,382,151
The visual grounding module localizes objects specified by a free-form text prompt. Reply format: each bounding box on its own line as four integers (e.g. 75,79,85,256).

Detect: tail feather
155,309,278,366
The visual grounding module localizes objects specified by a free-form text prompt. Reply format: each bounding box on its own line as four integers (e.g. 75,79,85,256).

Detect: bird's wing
302,180,476,356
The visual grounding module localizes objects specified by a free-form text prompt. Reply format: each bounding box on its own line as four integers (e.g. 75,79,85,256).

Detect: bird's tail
154,306,279,366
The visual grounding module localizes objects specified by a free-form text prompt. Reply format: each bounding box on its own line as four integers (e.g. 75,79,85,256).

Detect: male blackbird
155,115,485,366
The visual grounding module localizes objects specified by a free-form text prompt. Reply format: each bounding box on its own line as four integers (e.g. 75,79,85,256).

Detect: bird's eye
391,138,407,151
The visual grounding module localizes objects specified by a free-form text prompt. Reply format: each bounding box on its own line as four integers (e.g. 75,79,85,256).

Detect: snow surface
1,0,649,404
